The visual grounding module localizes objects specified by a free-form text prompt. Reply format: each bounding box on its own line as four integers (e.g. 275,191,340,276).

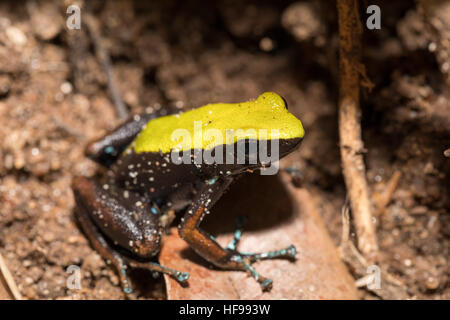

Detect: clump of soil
0,0,448,299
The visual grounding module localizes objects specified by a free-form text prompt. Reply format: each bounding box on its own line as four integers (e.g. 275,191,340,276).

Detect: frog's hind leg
178,179,296,291
74,196,134,294
72,176,189,294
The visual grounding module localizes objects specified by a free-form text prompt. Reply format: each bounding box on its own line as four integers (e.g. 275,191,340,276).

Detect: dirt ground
0,0,448,299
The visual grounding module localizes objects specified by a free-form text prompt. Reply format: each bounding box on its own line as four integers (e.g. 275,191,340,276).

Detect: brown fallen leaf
160,172,357,300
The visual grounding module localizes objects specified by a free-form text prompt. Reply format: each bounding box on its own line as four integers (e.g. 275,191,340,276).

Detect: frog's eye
281,96,289,110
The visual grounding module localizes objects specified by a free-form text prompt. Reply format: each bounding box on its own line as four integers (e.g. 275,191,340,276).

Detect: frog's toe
239,244,297,263
230,254,274,290
226,216,297,262
119,267,133,295
226,215,247,251
260,278,273,291
123,286,133,294
226,244,296,290
128,260,189,285
175,272,190,282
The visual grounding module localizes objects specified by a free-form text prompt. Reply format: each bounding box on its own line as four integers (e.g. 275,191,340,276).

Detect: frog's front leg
85,113,162,167
72,176,189,294
178,178,296,291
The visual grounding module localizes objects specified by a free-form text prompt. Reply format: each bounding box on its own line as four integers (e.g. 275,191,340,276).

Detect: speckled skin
73,108,302,293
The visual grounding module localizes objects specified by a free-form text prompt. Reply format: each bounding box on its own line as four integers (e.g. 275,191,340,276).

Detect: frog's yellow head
133,92,305,154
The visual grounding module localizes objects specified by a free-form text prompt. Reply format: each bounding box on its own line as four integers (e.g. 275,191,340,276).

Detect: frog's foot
128,261,189,283
180,203,297,291
224,216,296,290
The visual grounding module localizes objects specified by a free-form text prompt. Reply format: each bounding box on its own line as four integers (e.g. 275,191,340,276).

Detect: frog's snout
279,137,303,159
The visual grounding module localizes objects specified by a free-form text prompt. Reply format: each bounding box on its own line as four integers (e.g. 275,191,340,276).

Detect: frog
72,92,305,294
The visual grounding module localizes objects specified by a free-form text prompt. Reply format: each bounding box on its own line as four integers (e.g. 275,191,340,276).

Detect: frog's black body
112,137,301,197
73,99,302,294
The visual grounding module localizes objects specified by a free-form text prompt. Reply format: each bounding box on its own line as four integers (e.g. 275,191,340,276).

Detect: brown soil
0,0,448,299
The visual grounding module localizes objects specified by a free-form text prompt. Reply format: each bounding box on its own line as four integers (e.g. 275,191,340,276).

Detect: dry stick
336,0,378,261
51,116,86,140
0,252,22,300
85,14,130,121
375,171,401,217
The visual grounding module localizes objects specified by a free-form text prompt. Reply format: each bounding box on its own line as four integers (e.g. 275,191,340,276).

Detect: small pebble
60,82,73,95
425,277,439,290
259,37,274,52
404,259,412,267
444,149,450,158
6,26,27,46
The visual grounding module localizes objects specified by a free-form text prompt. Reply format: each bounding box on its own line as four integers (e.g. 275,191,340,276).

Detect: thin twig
336,0,378,261
85,13,129,120
51,116,87,140
0,252,23,300
375,171,401,216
